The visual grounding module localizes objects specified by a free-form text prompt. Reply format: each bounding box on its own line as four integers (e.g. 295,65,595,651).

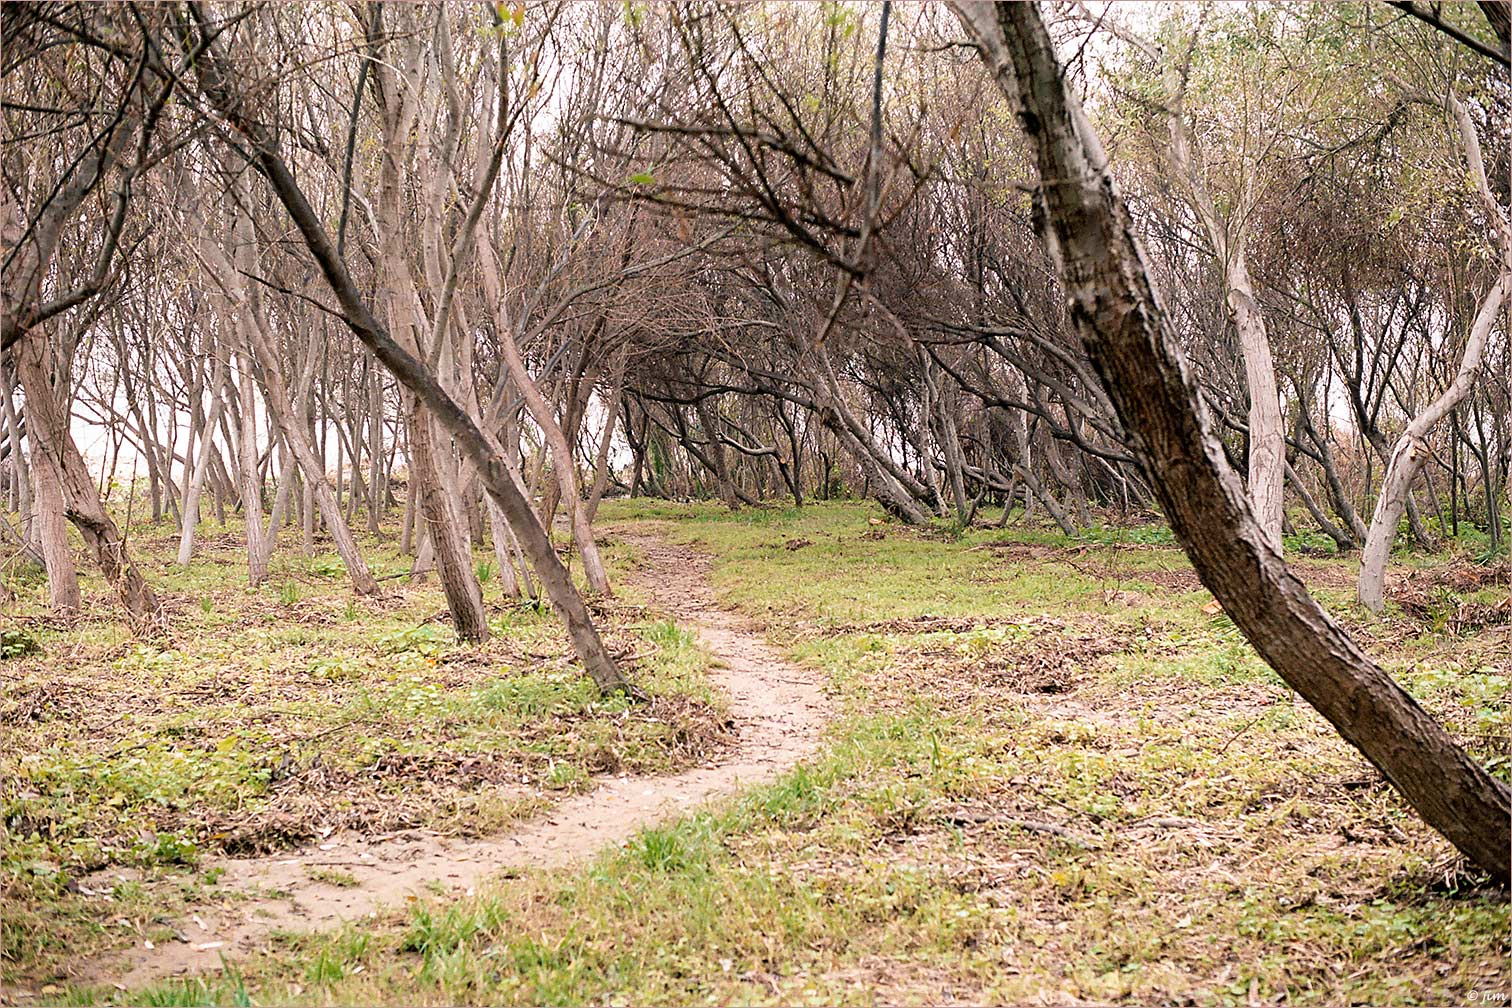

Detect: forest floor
2,501,1509,1005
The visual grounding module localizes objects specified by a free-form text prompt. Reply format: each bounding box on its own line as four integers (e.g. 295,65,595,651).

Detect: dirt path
80,530,828,991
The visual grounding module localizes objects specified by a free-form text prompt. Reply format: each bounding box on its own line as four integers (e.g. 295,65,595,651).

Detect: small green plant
307,865,359,888
402,900,508,960
5,562,48,590
199,596,214,615
376,624,451,658
135,831,198,867
642,619,692,649
309,554,346,578
113,643,177,674
0,628,41,659
278,580,300,606
543,760,587,791
305,946,345,984
309,655,367,681
475,560,494,584
628,821,712,873
476,674,589,719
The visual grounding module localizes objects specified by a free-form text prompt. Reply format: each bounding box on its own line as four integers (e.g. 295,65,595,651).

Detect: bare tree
951,0,1510,884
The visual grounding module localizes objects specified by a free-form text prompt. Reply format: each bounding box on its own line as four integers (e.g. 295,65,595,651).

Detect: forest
1,1,1509,1004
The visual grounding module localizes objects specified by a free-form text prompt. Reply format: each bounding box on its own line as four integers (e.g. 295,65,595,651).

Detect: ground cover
1,526,727,989
3,501,1508,1005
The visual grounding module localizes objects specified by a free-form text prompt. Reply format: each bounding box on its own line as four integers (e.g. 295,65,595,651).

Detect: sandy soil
74,531,829,991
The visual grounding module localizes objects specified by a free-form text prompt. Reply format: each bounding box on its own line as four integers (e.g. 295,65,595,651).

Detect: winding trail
83,530,829,990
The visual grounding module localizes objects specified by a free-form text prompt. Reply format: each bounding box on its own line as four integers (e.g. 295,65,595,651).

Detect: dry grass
5,500,1508,1006
1,527,729,988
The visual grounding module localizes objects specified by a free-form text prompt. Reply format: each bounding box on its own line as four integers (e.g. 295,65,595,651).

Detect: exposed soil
69,533,829,992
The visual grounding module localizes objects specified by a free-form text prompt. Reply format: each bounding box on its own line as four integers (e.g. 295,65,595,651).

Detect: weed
309,555,346,579
306,866,359,887
543,761,588,791
376,624,451,658
0,627,41,658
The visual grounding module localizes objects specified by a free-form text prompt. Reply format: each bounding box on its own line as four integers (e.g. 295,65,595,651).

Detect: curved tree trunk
481,252,612,596
16,331,160,633
951,0,1511,884
1163,85,1286,550
1359,83,1512,610
1360,274,1511,609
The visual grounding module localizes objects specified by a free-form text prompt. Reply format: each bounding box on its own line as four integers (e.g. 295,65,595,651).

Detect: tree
1358,80,1512,610
950,0,1510,884
174,1,632,695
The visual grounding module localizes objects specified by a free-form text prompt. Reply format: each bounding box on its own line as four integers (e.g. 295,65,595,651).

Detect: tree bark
182,20,631,695
1360,274,1510,609
15,330,160,632
951,0,1511,884
408,399,490,641
28,409,80,613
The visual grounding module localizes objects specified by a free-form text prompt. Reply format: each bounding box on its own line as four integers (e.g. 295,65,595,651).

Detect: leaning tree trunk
951,0,1511,884
481,252,613,596
15,331,160,633
1360,275,1510,610
1360,81,1512,611
238,307,377,595
184,29,631,695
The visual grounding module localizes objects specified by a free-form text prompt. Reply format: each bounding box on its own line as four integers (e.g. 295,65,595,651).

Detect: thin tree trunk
1284,459,1355,553
232,352,272,587
2,362,37,554
481,252,612,595
177,353,229,565
1360,275,1510,609
585,358,627,524
409,399,490,641
15,332,159,631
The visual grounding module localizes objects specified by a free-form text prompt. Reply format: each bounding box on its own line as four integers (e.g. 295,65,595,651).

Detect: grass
1,520,727,985
6,499,1510,1005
